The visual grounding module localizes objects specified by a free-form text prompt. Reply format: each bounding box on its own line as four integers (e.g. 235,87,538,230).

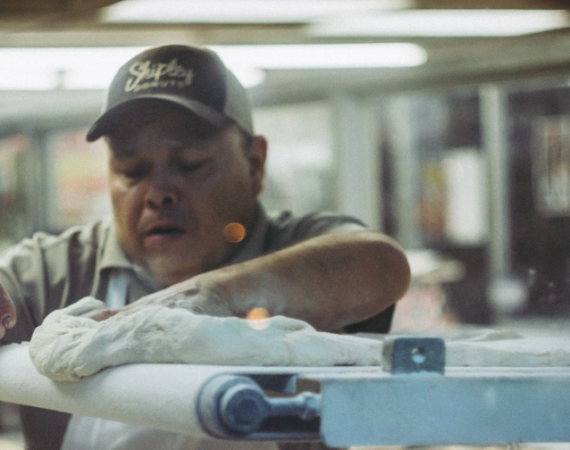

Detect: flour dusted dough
445,332,570,367
28,299,570,382
413,328,570,367
365,328,570,369
29,297,384,382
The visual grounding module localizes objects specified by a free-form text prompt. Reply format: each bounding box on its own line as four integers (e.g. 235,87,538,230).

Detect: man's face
107,102,266,286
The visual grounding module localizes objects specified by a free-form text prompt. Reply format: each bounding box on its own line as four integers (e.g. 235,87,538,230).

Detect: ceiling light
309,10,570,37
0,46,264,90
0,43,425,91
101,0,411,23
0,47,149,90
212,43,427,69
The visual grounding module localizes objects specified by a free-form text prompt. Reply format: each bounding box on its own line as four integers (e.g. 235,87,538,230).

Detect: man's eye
179,160,209,173
123,167,149,179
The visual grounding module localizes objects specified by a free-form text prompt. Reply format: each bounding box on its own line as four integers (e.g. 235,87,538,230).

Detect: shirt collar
100,217,133,271
100,220,166,291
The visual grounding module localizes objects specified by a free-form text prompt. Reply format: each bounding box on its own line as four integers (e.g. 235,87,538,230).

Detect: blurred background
2,0,570,447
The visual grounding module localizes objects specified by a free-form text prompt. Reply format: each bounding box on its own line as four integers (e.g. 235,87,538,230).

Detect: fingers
81,309,119,322
123,296,162,310
0,310,16,340
123,293,184,310
125,282,201,311
83,307,141,321
0,313,15,340
0,285,16,340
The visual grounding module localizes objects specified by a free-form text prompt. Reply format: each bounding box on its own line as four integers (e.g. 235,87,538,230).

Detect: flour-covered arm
96,231,410,332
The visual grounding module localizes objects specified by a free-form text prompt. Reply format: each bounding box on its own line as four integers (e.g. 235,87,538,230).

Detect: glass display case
49,129,111,231
508,84,570,317
0,135,31,252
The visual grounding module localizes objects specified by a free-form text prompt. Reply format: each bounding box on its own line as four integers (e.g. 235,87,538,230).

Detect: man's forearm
197,231,411,332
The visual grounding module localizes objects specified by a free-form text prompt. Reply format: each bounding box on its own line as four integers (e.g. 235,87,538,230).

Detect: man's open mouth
147,225,185,236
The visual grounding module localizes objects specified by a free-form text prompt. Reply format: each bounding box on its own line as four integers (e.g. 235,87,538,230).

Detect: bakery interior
1,0,570,448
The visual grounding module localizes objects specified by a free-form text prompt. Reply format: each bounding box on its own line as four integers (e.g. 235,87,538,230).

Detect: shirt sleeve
0,222,105,344
0,235,52,343
264,210,369,252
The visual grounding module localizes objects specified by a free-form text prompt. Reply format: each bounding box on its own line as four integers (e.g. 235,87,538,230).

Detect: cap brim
86,95,232,142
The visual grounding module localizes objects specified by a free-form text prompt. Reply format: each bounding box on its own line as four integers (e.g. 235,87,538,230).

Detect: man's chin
142,241,231,285
145,256,200,286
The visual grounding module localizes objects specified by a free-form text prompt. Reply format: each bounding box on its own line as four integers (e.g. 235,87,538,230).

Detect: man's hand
0,285,16,339
84,275,231,322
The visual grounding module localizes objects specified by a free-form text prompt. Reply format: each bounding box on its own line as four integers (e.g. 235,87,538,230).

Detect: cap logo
125,58,195,93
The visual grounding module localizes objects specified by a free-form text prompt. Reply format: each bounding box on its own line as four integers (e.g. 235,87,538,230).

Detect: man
0,44,410,449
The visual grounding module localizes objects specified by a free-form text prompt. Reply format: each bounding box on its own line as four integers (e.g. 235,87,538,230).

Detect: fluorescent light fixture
309,9,570,37
101,0,411,24
227,66,267,88
0,47,149,90
212,43,427,69
0,43,425,91
0,46,263,90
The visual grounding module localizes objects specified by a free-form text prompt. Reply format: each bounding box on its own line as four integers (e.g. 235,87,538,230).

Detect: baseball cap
86,44,254,142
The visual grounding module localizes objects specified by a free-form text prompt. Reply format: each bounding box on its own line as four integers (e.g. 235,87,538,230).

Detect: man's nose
145,175,179,208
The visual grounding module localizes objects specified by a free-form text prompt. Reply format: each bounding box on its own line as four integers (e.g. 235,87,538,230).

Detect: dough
446,335,570,367
28,299,570,382
29,297,384,382
441,328,524,342
428,328,570,367
360,328,570,368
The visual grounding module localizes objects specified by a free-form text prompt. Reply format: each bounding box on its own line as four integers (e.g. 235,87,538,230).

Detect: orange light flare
246,307,271,330
224,222,246,243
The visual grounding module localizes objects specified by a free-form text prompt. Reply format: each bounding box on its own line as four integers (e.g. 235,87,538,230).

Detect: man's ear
247,135,267,198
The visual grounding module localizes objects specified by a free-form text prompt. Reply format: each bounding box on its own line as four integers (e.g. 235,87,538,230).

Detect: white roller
0,343,268,437
0,342,373,440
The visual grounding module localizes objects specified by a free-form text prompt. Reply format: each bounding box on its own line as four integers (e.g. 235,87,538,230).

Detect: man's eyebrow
108,141,139,157
108,139,152,159
108,137,218,158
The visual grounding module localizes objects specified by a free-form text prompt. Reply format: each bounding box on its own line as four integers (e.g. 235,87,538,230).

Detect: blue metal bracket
382,336,446,374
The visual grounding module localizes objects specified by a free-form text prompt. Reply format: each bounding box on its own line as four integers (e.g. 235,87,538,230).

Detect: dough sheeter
0,337,569,447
